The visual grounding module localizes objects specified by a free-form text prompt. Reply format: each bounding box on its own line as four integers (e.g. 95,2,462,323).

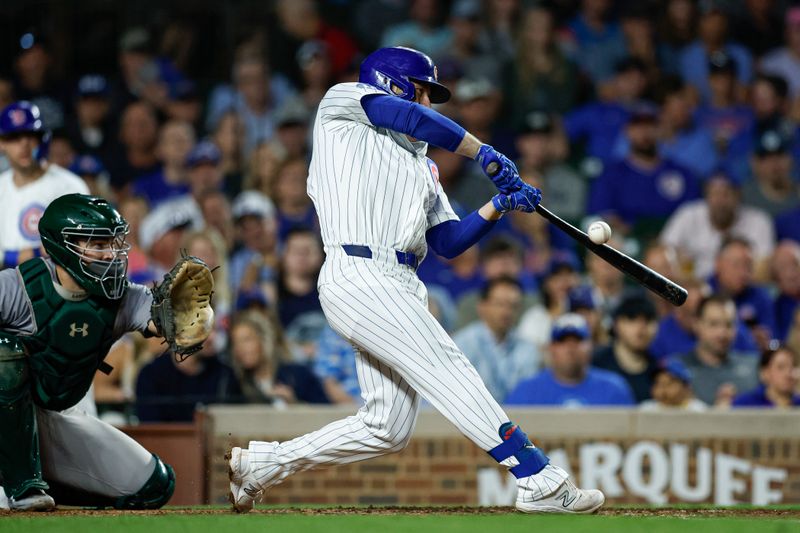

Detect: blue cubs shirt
504,367,636,406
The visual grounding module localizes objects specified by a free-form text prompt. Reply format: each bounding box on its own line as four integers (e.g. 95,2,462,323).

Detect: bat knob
486,162,499,176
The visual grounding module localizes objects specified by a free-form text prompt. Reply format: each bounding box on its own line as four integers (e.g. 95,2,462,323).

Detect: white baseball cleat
226,447,262,513
0,486,9,511
516,477,605,514
9,489,55,512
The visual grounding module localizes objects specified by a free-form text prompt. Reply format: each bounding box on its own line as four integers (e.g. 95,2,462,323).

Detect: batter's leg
230,347,419,511
37,406,175,509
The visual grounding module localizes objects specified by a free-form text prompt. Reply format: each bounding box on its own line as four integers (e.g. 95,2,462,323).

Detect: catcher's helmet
0,101,51,162
359,47,451,104
39,194,131,300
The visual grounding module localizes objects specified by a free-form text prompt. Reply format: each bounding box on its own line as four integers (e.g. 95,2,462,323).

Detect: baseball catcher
0,193,213,511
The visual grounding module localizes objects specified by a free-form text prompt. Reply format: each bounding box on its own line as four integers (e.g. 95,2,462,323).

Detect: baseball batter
0,194,175,511
0,101,89,270
227,47,604,514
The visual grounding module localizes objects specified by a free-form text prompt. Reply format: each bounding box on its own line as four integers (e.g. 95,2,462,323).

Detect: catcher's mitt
151,254,215,358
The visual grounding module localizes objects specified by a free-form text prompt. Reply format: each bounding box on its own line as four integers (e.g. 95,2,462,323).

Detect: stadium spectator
760,7,800,99
272,99,311,160
660,169,774,280
230,191,279,300
271,0,359,85
593,295,659,402
564,0,627,85
507,5,579,119
584,236,632,322
453,276,540,403
210,110,245,199
639,359,707,411
772,241,800,341
455,237,539,329
131,119,195,207
229,311,329,405
438,0,500,83
588,103,699,238
481,0,519,63
68,154,111,199
276,227,324,332
312,324,360,404
740,128,798,217
273,158,318,242
138,197,203,277
518,256,581,354
417,242,483,305
514,111,585,223
731,0,784,58
564,57,649,172
568,285,608,347
106,100,160,191
650,278,757,361
381,0,453,58
694,51,753,155
726,74,794,182
295,40,334,113
205,53,295,157
243,141,287,199
656,0,698,75
453,78,506,156
505,313,635,407
136,329,242,422
732,345,800,407
199,190,235,252
118,195,153,284
47,130,76,169
65,74,114,158
676,295,760,406
618,6,660,92
710,237,776,348
679,1,752,103
13,32,65,130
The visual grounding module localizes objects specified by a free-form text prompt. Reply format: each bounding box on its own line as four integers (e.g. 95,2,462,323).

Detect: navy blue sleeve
277,364,331,404
361,94,466,152
425,210,498,259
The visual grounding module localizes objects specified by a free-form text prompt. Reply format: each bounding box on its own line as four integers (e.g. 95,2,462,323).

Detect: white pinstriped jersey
0,164,89,252
307,82,458,260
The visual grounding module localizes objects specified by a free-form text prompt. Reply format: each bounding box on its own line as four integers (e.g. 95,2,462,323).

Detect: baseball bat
483,161,687,306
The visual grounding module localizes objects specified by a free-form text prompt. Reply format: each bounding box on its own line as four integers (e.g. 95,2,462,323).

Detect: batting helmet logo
10,109,26,127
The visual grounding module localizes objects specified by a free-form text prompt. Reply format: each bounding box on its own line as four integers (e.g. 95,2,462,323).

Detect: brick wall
206,407,800,505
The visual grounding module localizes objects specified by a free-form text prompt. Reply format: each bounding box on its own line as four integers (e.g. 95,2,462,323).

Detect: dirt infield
5,506,800,518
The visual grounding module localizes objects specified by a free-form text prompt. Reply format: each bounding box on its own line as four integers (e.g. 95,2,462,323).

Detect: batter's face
411,82,432,108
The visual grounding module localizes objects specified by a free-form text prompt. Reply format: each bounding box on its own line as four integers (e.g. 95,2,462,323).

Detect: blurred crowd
2,0,800,425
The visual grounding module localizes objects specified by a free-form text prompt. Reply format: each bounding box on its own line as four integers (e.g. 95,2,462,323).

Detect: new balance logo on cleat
556,490,577,508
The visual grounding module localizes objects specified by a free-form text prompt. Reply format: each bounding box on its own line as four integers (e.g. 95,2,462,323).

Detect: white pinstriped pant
248,249,567,497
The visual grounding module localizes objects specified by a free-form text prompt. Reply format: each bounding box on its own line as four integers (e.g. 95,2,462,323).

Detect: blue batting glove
475,144,523,194
491,183,542,214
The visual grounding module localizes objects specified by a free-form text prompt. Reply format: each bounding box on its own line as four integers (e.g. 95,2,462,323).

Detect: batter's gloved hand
491,183,542,214
475,144,523,194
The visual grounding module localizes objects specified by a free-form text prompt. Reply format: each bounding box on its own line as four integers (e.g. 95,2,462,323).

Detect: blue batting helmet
0,101,51,161
359,47,451,104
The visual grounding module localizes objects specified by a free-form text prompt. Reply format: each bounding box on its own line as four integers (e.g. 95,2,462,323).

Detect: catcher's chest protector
18,258,120,410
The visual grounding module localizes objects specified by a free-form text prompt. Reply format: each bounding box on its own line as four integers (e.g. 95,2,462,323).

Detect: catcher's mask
39,193,131,300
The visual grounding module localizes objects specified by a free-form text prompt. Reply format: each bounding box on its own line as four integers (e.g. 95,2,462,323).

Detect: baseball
588,221,612,244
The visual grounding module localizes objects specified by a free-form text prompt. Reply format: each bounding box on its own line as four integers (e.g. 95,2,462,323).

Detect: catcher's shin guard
0,333,49,500
114,454,175,509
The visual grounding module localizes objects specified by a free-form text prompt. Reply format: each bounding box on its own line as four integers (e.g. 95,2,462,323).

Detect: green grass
1,512,799,533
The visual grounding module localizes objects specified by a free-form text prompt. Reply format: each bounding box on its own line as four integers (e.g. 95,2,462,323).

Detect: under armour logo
243,485,261,498
556,489,577,508
69,323,89,338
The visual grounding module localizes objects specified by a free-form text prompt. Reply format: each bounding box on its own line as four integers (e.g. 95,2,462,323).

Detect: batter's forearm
478,200,504,221
455,132,484,160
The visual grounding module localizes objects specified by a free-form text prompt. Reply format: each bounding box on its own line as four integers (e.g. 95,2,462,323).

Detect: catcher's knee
114,454,175,510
